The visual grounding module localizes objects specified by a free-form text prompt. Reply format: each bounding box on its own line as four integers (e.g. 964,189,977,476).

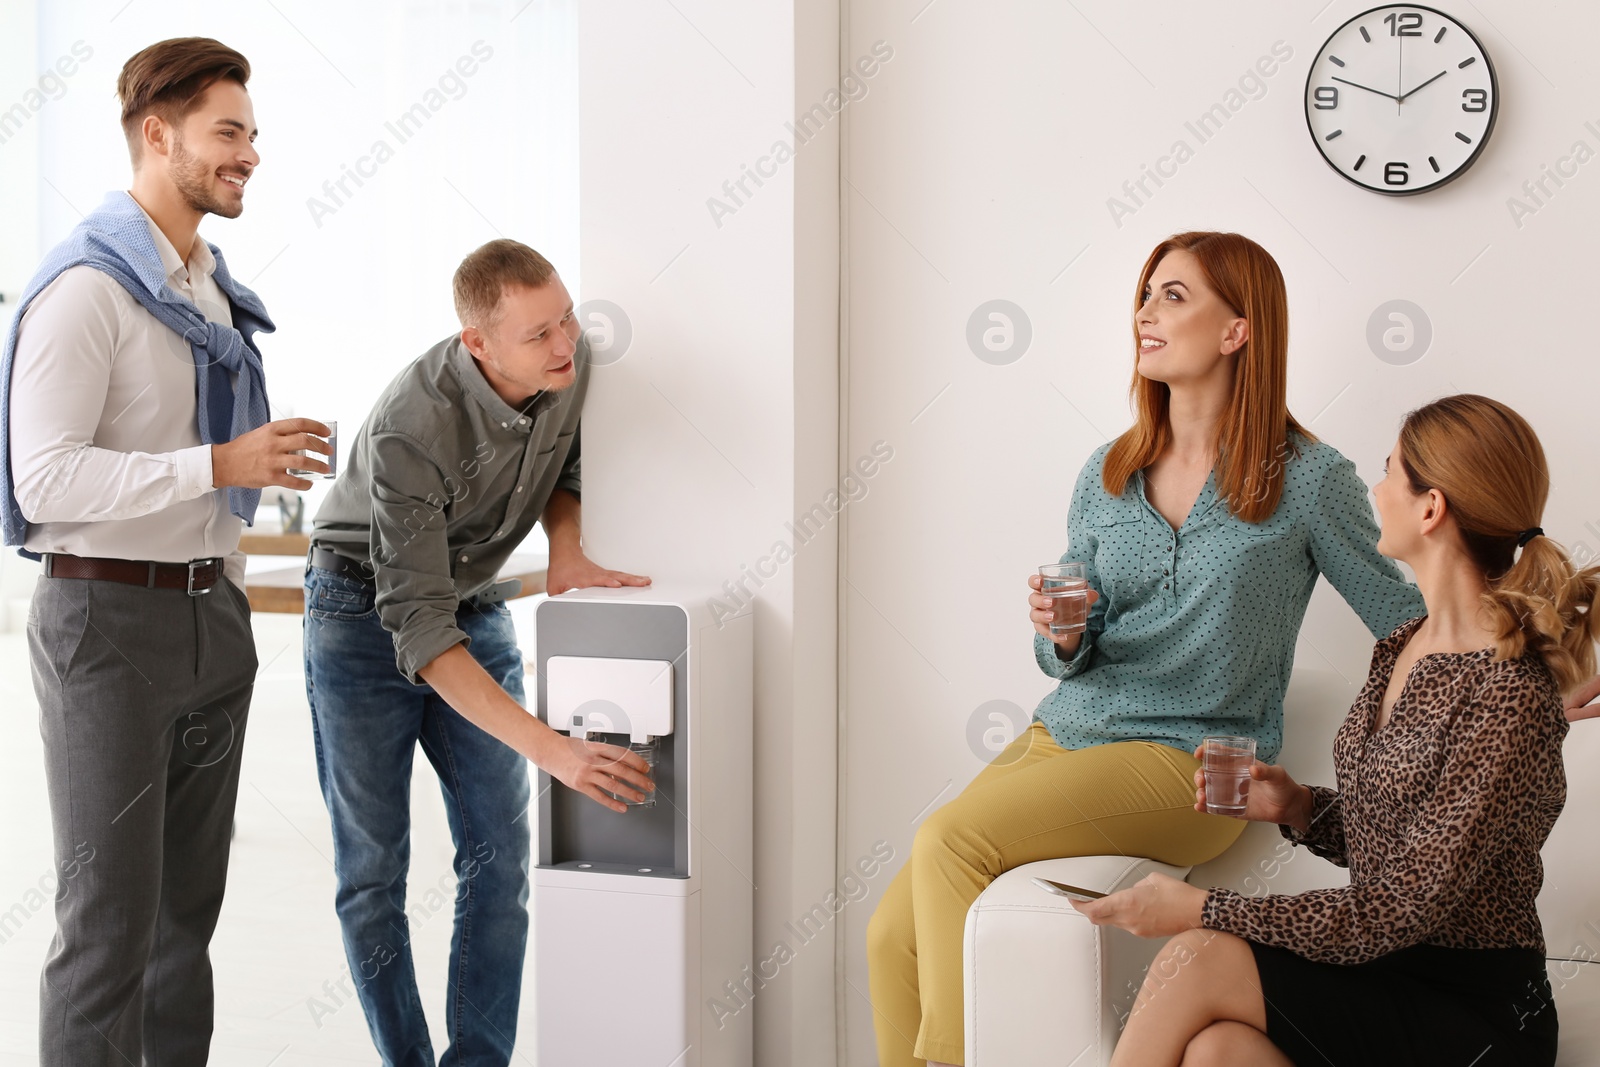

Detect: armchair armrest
964,856,1191,1066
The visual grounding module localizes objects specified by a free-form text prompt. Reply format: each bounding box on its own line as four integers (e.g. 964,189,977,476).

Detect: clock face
1305,4,1498,195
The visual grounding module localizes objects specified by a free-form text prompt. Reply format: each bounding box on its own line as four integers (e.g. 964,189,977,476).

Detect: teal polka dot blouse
1033,433,1426,764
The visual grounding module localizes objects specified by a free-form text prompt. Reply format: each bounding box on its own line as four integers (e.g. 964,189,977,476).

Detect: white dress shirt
8,198,247,587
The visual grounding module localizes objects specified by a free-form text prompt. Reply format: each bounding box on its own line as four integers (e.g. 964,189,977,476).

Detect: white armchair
963,668,1600,1066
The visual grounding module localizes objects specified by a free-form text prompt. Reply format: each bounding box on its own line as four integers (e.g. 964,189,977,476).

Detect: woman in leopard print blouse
1073,394,1600,1067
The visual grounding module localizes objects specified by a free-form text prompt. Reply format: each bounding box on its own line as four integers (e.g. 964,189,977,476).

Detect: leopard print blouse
1202,614,1569,965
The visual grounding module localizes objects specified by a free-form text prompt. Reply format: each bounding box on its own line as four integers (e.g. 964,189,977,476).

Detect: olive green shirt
312,333,585,682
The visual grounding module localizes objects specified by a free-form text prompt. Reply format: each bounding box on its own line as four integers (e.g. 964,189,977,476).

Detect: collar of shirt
446,335,565,435
1134,465,1224,532
132,199,218,290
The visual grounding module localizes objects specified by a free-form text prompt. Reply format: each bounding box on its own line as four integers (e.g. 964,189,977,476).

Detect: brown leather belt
43,553,226,596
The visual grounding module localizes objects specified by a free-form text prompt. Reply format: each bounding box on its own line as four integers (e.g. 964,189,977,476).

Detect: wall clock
1304,4,1498,194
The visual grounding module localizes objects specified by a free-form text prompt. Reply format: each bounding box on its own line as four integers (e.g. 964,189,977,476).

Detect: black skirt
1249,940,1558,1067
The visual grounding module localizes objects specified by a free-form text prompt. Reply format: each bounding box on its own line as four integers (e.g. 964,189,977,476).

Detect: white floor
0,599,546,1067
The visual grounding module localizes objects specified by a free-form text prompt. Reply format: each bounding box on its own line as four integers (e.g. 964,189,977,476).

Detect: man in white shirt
3,39,328,1067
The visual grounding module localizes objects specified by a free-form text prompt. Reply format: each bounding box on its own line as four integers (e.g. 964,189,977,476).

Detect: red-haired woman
867,232,1428,1067
1075,393,1597,1066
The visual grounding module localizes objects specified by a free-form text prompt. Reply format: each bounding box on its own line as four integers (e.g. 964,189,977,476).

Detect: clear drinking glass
621,738,658,809
1201,735,1257,817
289,420,337,479
1038,562,1089,636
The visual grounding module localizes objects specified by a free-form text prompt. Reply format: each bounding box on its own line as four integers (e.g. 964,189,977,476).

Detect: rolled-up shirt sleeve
555,420,581,499
367,430,470,683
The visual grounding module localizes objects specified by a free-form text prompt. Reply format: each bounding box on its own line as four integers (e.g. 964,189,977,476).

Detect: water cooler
532,585,753,1067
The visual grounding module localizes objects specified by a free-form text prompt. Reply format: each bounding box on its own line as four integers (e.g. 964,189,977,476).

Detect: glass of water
1038,562,1089,636
289,420,337,479
1201,735,1257,817
624,738,658,809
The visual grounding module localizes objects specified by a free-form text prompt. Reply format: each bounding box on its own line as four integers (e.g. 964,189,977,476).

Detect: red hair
1103,231,1314,524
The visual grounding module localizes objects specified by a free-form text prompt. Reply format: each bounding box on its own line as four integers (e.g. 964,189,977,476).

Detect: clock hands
1329,69,1450,107
1398,69,1448,101
1397,20,1404,116
1331,75,1401,103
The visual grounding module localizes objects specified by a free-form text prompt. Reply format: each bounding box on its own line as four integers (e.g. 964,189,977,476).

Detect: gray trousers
28,572,257,1067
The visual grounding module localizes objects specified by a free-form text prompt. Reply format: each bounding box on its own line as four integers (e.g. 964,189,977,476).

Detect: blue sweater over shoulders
1033,434,1425,763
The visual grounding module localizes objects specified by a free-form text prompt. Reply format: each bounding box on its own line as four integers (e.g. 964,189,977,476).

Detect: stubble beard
170,133,242,220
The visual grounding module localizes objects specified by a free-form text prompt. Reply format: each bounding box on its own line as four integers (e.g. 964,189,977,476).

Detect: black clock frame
1304,3,1500,196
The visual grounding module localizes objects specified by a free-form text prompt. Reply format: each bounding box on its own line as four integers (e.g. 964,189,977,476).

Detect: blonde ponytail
1480,535,1600,695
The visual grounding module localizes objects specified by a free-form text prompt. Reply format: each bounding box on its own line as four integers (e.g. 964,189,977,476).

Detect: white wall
838,0,1599,1063
577,3,843,1065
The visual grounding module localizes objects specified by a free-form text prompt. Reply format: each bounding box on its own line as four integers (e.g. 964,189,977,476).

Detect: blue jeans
302,566,531,1067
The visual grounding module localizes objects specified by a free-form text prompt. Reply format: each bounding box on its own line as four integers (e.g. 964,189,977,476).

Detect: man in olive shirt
304,239,652,1065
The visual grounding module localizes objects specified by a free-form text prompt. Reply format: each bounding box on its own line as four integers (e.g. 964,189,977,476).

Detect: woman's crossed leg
1113,928,1293,1067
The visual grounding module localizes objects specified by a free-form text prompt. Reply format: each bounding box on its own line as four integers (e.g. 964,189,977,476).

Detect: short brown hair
117,38,251,162
453,239,557,331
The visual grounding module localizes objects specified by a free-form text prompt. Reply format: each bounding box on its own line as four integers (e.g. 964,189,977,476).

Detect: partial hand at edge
1564,674,1600,722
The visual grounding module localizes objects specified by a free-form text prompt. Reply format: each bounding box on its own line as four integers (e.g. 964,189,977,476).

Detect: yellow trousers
864,721,1247,1066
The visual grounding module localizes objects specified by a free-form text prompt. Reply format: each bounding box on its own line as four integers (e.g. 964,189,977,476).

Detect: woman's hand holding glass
1028,571,1099,657
1192,742,1315,831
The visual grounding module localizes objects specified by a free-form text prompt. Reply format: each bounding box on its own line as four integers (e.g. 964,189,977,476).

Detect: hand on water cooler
545,548,651,597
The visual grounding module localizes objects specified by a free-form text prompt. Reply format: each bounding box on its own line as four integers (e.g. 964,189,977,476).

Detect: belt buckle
187,559,215,596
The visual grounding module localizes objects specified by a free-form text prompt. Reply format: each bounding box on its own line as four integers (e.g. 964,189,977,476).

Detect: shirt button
459,554,470,563
516,486,524,493
518,417,528,425
501,422,508,428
